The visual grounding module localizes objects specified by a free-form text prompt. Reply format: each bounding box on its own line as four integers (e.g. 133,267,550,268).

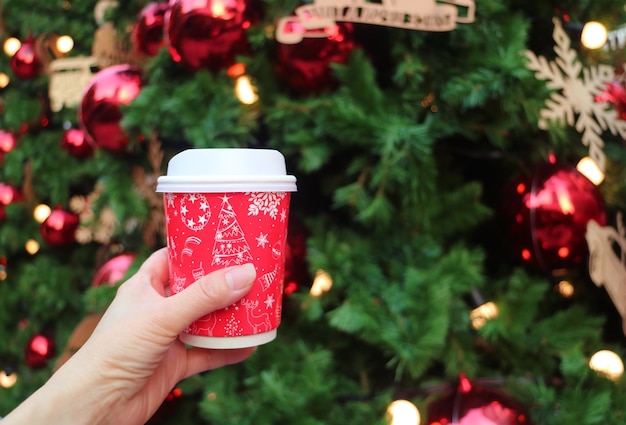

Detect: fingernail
225,264,256,290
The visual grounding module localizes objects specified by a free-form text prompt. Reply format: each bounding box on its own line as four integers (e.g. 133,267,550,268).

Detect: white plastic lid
156,148,297,193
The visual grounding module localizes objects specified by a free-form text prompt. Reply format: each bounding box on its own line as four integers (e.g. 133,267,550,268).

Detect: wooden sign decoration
48,56,98,112
275,0,476,44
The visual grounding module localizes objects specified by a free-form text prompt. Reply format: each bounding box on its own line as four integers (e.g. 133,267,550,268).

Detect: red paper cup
156,148,297,349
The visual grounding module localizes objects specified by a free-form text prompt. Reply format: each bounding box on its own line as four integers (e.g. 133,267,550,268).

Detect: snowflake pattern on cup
164,191,290,338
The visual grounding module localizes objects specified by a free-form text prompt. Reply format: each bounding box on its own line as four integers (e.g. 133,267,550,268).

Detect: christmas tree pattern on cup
164,191,290,338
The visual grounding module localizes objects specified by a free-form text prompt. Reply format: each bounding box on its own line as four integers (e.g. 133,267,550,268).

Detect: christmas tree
3,0,626,423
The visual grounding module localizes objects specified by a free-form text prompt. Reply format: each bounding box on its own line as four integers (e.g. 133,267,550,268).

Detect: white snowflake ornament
525,18,626,173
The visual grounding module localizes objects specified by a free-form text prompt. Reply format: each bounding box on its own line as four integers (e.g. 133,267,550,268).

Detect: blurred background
2,0,626,423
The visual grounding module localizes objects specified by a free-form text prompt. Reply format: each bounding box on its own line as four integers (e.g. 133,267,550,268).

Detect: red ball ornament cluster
25,332,56,369
595,76,626,120
133,2,169,57
40,207,79,246
165,0,258,72
427,374,530,425
79,64,144,153
10,37,43,80
0,183,21,206
60,127,94,159
275,21,356,95
500,161,606,271
92,253,137,287
0,130,17,153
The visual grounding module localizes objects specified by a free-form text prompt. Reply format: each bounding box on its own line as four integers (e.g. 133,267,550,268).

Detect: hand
3,247,257,425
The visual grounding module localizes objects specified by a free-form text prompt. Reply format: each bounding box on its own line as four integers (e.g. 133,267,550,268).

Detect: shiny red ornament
25,333,55,369
500,161,606,271
133,2,170,56
165,0,257,72
427,374,530,425
596,79,626,120
275,21,356,96
10,37,43,80
79,64,143,153
0,183,21,206
40,207,79,246
60,127,95,159
0,130,17,153
92,253,136,287
284,216,310,295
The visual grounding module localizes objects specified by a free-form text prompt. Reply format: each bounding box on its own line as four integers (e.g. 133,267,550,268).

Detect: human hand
3,247,257,425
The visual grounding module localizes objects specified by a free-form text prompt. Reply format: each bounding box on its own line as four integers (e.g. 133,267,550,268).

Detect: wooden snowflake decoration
525,18,626,173
586,214,626,336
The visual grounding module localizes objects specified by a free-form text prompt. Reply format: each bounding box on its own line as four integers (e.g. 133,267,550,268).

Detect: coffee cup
156,148,297,349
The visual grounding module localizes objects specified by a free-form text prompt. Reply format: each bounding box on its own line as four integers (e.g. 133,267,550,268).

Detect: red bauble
0,130,17,153
41,207,79,246
60,127,95,159
79,64,143,153
25,332,55,369
284,216,310,295
500,161,606,271
10,37,43,80
92,253,136,287
427,375,530,425
165,0,257,72
133,2,170,57
595,77,626,120
275,21,356,95
0,183,21,206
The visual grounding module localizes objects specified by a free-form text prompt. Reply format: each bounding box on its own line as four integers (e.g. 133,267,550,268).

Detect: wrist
3,351,117,425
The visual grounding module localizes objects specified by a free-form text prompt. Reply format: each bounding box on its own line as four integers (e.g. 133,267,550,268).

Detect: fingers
183,346,257,379
136,247,171,296
164,263,256,334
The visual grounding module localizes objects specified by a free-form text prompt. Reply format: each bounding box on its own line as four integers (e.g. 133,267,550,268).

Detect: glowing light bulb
386,400,421,425
557,280,574,298
0,72,9,89
581,21,608,49
576,156,604,185
56,35,74,54
25,239,40,255
235,75,259,105
3,37,21,57
310,269,333,297
33,204,52,223
0,370,17,388
589,350,624,381
470,301,499,330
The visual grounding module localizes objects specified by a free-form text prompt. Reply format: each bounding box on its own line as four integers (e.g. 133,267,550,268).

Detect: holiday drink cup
156,148,297,349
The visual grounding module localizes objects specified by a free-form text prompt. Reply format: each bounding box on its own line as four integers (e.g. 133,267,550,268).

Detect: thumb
165,264,256,333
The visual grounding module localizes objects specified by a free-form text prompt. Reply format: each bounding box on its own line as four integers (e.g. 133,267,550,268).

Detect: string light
33,204,52,223
468,288,499,330
386,400,421,425
3,37,21,57
55,35,75,54
0,72,9,89
576,156,604,185
556,280,574,298
235,75,259,105
581,21,608,49
25,239,40,255
0,369,17,388
589,350,624,381
310,269,333,296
